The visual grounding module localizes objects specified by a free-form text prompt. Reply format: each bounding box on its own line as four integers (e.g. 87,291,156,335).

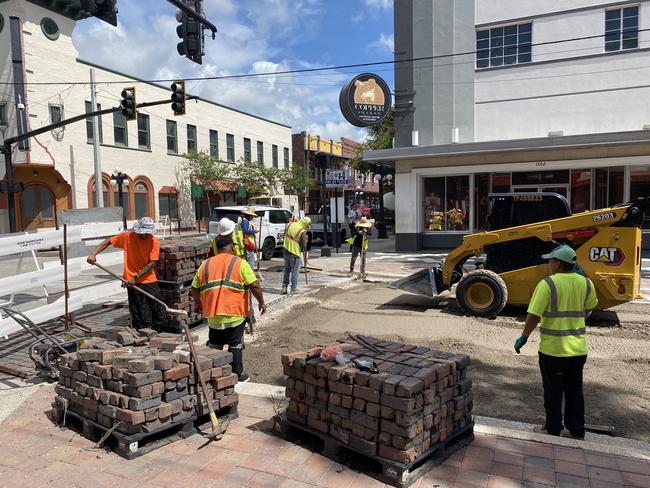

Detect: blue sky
72,0,394,141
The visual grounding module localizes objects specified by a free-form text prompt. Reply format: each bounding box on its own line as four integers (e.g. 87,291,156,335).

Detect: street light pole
110,169,129,229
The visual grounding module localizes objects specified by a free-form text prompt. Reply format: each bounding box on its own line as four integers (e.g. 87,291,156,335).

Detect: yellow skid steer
393,193,648,317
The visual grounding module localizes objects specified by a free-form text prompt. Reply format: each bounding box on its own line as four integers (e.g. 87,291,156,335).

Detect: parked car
210,205,307,260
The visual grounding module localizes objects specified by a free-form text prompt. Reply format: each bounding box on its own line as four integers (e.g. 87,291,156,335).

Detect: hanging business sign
339,73,391,127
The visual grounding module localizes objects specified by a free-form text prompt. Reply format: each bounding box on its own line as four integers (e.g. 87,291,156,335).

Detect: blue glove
514,335,528,354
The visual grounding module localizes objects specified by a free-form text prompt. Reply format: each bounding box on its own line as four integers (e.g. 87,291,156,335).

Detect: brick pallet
281,336,474,488
51,334,239,459
155,237,212,329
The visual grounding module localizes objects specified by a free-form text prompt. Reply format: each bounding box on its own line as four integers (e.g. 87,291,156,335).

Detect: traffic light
81,0,118,26
120,87,137,121
170,80,186,116
176,7,204,64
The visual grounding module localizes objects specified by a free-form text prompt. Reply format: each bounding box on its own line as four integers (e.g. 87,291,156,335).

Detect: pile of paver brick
155,237,212,328
282,336,472,465
52,333,238,437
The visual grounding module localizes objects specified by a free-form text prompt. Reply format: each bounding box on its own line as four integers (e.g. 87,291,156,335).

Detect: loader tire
456,269,508,318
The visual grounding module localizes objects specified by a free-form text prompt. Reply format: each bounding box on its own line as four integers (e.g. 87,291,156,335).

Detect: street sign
325,169,351,188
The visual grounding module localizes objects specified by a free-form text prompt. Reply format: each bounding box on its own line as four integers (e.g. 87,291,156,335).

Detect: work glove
514,335,528,354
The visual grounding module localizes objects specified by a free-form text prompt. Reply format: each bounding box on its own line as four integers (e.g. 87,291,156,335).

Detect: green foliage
279,163,313,196
181,150,232,187
233,159,282,198
349,110,395,174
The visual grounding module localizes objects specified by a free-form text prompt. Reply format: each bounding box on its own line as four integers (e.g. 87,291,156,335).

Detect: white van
209,205,302,260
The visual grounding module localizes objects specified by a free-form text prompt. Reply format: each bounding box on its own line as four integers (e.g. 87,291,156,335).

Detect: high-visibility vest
538,273,595,357
431,214,443,231
196,253,249,319
212,229,245,257
284,221,305,257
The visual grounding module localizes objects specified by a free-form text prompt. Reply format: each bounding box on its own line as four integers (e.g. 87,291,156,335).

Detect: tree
232,160,281,198
349,110,395,174
181,150,232,209
279,163,313,211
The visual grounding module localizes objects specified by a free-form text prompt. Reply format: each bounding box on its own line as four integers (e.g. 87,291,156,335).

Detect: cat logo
589,247,625,266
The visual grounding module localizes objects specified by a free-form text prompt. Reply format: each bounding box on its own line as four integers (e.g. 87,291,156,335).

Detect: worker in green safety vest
282,217,311,294
515,245,598,440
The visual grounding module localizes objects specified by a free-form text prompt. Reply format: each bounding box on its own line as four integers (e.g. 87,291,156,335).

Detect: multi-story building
0,0,292,232
367,0,650,250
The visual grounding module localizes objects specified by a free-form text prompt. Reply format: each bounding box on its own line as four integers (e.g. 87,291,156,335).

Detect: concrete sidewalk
1,383,648,488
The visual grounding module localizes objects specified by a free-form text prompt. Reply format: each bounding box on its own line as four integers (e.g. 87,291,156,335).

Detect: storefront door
21,184,56,231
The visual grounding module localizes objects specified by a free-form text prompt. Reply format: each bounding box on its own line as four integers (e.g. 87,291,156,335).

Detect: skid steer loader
392,193,649,318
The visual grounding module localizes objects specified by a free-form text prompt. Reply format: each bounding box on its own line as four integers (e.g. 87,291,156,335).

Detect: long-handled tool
91,262,227,440
302,250,309,285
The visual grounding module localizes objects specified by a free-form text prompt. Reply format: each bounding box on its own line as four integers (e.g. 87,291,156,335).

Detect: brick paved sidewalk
0,385,648,488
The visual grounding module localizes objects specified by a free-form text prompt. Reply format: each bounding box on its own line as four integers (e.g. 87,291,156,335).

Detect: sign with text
339,73,391,127
325,169,352,188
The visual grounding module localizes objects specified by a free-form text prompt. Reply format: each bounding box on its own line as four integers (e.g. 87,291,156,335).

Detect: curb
235,383,650,460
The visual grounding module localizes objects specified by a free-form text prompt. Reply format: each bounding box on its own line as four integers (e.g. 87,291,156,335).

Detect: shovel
91,261,227,440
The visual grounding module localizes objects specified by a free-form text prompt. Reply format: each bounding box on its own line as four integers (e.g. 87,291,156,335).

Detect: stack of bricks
155,237,212,328
52,334,238,437
282,337,472,465
156,237,211,283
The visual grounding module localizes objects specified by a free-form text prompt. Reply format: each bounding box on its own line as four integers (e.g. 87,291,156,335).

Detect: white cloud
370,33,394,54
364,0,393,10
72,0,366,143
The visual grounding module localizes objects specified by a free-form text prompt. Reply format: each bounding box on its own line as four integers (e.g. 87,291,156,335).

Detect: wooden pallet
282,417,474,488
64,409,197,459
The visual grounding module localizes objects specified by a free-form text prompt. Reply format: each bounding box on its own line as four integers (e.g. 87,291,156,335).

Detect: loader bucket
390,267,446,297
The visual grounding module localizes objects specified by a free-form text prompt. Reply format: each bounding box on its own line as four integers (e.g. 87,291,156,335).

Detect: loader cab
485,193,571,275
486,192,571,231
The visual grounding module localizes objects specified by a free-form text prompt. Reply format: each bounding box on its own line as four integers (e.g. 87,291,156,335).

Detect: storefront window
594,168,624,209
423,176,470,232
475,174,490,230
630,165,650,228
570,170,591,213
491,173,511,193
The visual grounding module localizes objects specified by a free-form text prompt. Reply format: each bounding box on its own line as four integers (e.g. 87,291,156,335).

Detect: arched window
112,178,131,219
88,174,111,208
132,176,154,219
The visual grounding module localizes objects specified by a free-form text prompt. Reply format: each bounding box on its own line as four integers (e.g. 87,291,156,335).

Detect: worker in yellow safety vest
345,217,372,277
430,212,443,231
282,217,311,294
191,235,266,383
515,245,598,440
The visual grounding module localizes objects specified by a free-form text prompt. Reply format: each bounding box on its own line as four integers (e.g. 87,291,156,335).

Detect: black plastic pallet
282,417,474,488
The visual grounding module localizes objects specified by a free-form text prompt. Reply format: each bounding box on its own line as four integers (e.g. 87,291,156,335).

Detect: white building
0,0,292,233
368,0,650,250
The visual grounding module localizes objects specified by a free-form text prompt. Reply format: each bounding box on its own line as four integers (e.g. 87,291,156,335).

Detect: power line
2,28,650,86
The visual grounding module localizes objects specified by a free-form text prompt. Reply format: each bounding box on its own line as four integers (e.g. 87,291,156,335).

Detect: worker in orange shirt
87,217,163,330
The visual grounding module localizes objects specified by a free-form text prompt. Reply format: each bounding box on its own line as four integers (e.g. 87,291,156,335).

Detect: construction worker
282,216,311,294
87,217,162,330
346,217,372,277
515,245,598,439
207,218,236,257
240,207,258,269
191,234,266,383
430,211,443,231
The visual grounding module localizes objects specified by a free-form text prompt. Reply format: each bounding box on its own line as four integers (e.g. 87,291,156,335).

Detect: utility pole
90,68,104,207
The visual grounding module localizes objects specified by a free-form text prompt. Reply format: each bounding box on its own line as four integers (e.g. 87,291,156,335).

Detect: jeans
349,246,361,272
538,352,587,437
283,249,302,290
127,282,163,330
246,250,255,270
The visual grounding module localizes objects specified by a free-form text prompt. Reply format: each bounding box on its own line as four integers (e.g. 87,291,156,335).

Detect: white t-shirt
348,209,360,224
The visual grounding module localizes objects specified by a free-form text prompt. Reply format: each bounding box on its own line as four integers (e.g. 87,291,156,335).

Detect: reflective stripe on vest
539,276,590,337
198,254,248,318
233,226,245,257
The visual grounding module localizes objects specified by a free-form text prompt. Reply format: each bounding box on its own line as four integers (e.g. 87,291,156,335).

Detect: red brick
396,377,424,398
158,402,173,419
116,408,146,425
352,398,366,411
163,364,190,381
216,373,238,389
378,444,417,464
366,402,381,417
341,395,353,409
353,385,381,403
282,352,307,367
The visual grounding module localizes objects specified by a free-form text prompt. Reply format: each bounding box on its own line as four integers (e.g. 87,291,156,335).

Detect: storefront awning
159,186,178,194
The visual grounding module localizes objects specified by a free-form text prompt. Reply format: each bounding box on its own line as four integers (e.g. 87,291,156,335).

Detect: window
134,181,150,218
187,124,197,153
166,120,177,154
40,17,59,41
605,6,639,52
114,187,130,218
85,101,103,143
137,113,150,150
90,179,109,208
209,129,218,158
243,137,252,162
476,22,532,68
272,144,279,168
0,101,8,127
423,176,470,231
594,168,624,209
269,210,289,224
226,133,235,162
283,147,290,169
630,165,650,228
257,141,264,164
48,104,63,124
159,192,178,219
113,111,127,146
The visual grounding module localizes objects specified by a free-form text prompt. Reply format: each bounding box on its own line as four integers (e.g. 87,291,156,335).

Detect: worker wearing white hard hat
207,217,236,240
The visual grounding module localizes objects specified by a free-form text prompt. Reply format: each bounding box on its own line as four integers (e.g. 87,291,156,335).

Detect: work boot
238,372,251,383
347,271,353,277
534,424,561,436
231,346,244,377
281,285,288,295
562,430,585,440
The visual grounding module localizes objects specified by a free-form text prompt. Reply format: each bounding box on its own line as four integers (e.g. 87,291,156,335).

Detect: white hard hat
207,218,236,240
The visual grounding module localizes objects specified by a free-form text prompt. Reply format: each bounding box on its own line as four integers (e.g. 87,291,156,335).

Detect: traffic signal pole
2,95,197,232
